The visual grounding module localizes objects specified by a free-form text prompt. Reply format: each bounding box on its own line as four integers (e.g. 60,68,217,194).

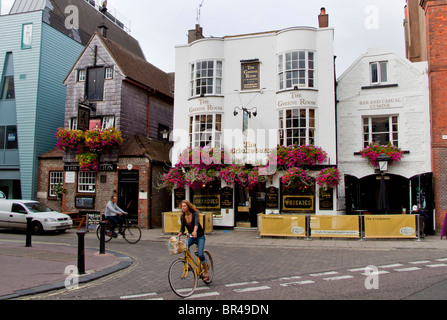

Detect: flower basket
76,152,99,172
316,167,341,191
267,144,328,170
161,166,186,191
359,144,404,167
184,167,216,190
281,167,314,190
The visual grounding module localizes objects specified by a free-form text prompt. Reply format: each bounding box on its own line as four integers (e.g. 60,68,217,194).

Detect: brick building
405,0,447,230
37,32,174,228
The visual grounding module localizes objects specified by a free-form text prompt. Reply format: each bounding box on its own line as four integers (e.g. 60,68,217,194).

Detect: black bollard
77,231,86,275
25,217,33,247
99,221,106,254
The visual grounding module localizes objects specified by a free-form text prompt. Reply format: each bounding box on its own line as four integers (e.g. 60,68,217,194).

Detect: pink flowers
56,128,123,172
359,144,404,167
281,167,313,190
267,144,328,168
316,167,341,191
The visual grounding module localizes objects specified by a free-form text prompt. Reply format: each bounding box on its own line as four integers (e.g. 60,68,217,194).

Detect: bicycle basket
168,236,187,255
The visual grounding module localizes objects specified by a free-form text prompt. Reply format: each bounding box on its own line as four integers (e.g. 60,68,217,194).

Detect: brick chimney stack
318,7,329,28
188,24,204,44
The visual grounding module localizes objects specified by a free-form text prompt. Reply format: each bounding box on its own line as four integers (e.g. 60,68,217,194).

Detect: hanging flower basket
184,167,217,190
316,167,341,191
161,166,186,191
359,144,404,167
267,144,328,170
281,167,314,190
56,127,123,172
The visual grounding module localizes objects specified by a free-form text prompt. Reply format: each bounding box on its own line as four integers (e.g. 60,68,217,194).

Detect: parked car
0,200,72,233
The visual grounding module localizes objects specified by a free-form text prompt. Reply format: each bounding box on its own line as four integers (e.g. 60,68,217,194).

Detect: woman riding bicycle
177,200,209,281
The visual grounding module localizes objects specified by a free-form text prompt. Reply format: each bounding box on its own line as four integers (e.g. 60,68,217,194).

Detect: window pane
371,63,378,83
1,76,15,100
380,62,387,82
0,127,4,149
6,126,18,149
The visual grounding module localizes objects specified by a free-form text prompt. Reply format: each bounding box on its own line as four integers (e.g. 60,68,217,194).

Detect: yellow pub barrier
259,214,307,238
364,215,417,239
162,211,213,234
310,215,360,238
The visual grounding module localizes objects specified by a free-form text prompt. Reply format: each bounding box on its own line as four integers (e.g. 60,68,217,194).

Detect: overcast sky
2,0,408,77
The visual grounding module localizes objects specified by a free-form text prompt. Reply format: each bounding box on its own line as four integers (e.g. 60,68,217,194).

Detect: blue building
0,0,144,200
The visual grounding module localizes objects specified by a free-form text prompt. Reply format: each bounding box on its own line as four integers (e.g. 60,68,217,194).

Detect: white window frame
278,108,316,146
101,116,115,129
49,171,63,197
77,70,86,82
77,172,96,193
363,115,398,148
278,51,315,90
105,67,114,80
370,61,388,85
189,113,222,148
190,60,223,97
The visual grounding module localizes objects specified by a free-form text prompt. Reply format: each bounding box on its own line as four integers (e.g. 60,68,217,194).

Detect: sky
1,0,408,77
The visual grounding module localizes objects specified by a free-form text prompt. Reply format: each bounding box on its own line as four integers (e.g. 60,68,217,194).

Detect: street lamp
376,153,390,172
233,107,258,118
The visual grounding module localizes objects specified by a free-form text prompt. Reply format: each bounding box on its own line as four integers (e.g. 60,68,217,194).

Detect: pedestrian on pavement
105,195,127,237
177,200,209,281
411,205,429,238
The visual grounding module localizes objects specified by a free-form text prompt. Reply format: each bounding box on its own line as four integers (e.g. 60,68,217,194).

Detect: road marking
120,292,157,299
187,292,220,299
276,276,301,281
395,267,421,272
310,271,338,277
426,263,447,268
379,263,404,268
323,275,354,281
234,286,271,293
348,267,369,272
435,258,447,262
409,260,431,264
361,270,389,276
225,281,259,287
280,280,315,287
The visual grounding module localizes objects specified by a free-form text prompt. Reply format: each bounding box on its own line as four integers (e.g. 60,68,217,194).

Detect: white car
0,200,73,233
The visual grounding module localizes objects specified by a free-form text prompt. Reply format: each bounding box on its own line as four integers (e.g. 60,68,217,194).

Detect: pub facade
167,10,339,228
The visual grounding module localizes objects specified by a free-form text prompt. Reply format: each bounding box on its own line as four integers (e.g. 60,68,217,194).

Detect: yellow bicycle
168,235,214,298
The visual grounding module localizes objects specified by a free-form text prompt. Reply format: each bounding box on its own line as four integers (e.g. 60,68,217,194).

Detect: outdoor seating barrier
258,214,424,240
161,212,213,234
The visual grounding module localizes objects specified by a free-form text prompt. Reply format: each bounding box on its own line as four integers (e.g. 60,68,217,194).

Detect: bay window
279,108,316,146
278,51,315,90
190,60,223,97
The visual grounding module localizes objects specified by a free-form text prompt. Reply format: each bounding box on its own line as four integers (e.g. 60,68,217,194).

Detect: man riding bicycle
105,195,128,238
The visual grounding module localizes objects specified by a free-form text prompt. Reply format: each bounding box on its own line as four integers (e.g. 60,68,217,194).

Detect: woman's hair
178,200,199,214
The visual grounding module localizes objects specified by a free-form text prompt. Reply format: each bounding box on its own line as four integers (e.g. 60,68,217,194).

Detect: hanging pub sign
266,186,279,209
282,195,314,212
220,187,233,209
241,60,260,91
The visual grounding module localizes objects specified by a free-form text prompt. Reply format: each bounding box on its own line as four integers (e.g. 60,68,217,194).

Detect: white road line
435,258,447,262
323,275,354,281
310,271,338,277
379,263,404,268
426,263,447,268
395,267,421,272
280,280,315,287
186,292,220,299
409,260,431,264
348,267,369,272
276,276,302,281
234,286,271,293
120,292,157,300
361,270,389,276
225,281,259,287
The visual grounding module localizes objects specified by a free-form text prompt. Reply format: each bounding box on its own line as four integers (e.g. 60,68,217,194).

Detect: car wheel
32,221,43,234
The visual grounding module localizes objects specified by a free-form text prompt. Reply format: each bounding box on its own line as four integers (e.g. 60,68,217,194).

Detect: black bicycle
96,216,141,244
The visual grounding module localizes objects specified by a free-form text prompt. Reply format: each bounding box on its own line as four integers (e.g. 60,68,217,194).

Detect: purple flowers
359,144,404,167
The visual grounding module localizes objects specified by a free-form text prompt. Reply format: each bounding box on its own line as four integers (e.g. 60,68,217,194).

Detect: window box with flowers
359,143,404,168
56,127,123,172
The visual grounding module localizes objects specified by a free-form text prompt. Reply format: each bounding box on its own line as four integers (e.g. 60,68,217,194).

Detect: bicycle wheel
168,259,197,298
96,223,113,242
123,225,141,244
202,250,214,284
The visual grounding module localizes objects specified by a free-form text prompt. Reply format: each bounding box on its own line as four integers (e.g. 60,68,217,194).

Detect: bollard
25,217,33,247
99,221,106,254
77,231,86,275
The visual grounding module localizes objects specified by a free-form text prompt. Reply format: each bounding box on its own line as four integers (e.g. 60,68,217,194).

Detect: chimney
98,23,109,38
188,24,204,44
318,7,329,28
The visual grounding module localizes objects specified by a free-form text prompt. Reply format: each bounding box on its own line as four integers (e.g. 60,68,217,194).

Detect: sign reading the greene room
241,61,260,91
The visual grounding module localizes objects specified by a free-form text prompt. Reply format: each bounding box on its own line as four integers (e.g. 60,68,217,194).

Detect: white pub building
169,9,339,228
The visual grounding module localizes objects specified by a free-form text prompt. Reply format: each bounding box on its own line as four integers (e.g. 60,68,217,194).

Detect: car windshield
24,202,53,213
